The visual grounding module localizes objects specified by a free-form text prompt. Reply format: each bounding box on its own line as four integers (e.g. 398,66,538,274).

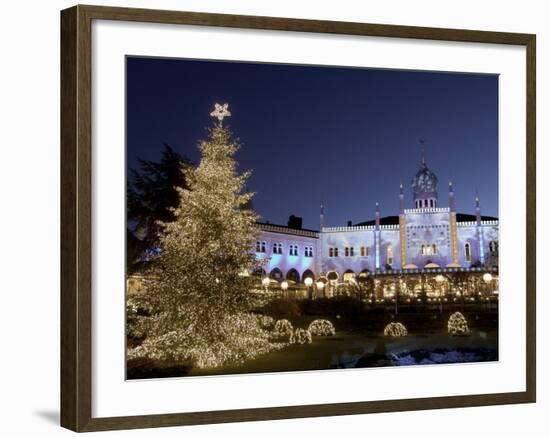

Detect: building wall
457,222,499,267
404,209,452,268
254,228,319,281
380,228,401,269
257,218,499,281
320,227,377,276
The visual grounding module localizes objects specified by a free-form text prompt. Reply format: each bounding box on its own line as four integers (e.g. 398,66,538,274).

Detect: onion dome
411,158,438,197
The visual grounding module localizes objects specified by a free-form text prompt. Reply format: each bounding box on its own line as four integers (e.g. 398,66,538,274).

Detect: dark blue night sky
127,57,498,230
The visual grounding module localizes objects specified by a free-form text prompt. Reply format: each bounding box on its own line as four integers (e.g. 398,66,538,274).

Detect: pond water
190,330,498,377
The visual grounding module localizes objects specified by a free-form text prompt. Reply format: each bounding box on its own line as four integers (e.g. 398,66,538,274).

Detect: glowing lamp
261,277,270,287
281,281,289,291
435,274,444,283
304,277,313,287
316,281,325,290
483,273,493,283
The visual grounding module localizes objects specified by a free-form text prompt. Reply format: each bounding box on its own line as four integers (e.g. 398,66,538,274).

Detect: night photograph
125,57,499,379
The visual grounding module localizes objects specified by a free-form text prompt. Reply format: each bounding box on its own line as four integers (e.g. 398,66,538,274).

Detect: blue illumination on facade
254,157,498,282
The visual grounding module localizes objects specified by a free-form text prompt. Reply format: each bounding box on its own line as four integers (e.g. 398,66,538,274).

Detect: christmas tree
129,104,282,368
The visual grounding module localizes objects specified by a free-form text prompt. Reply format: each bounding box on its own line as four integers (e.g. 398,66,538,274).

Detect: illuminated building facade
255,155,499,282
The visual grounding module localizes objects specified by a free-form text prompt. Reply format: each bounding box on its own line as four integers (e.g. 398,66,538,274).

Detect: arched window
432,244,437,254
489,241,498,253
289,244,298,256
256,241,266,253
387,245,393,265
360,246,370,257
421,244,425,255
465,242,471,262
329,247,338,257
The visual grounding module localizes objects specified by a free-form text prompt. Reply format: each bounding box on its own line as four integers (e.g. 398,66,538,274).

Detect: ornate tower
475,192,485,264
399,181,407,268
375,202,381,270
319,202,325,275
411,150,439,209
448,181,460,266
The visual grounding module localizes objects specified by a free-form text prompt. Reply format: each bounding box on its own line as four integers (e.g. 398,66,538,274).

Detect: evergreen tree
129,111,280,368
127,143,193,247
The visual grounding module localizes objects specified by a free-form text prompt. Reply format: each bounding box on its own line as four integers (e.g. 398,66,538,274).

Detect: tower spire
420,139,426,166
374,202,381,270
319,201,325,230
448,180,455,212
399,180,405,214
475,188,481,223
474,188,485,264
447,180,459,266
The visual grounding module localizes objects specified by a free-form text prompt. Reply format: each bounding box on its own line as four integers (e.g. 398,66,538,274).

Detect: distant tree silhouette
127,143,193,266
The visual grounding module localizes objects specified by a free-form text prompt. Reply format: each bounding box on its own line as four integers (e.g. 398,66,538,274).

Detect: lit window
387,245,393,265
465,242,471,262
421,244,436,256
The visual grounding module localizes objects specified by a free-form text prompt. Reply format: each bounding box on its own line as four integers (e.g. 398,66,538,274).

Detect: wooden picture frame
61,4,536,432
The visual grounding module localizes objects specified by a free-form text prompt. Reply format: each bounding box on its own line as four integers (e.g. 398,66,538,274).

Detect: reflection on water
329,331,498,369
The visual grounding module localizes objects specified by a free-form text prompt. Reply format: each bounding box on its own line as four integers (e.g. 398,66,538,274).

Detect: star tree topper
210,102,231,125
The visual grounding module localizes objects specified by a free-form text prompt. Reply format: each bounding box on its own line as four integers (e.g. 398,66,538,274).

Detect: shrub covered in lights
383,322,408,337
290,328,312,345
272,319,294,338
447,312,470,335
258,315,275,329
308,319,336,336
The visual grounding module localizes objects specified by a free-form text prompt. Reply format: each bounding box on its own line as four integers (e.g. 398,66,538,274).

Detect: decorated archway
343,269,356,282
269,267,283,281
286,268,300,283
327,271,339,281
301,269,314,282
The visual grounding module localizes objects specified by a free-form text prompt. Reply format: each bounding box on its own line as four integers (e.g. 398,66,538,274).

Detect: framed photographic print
60,4,536,432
